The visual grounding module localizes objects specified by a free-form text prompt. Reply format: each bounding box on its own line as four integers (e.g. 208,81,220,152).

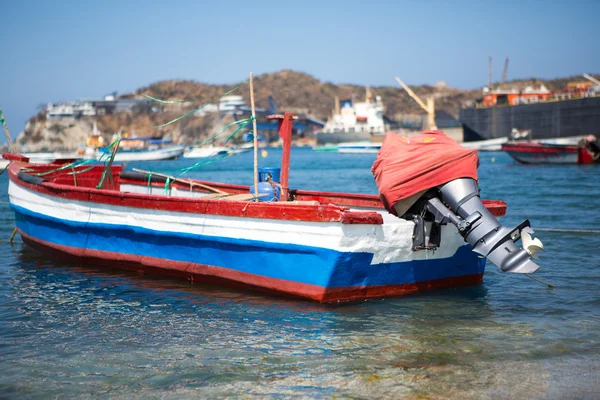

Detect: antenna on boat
394,77,436,130
249,72,259,199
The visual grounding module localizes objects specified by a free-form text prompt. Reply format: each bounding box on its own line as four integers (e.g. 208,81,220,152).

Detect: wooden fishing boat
501,136,600,164
2,113,544,303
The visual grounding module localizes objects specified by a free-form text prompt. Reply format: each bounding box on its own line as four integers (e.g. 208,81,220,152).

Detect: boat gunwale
7,161,386,225
501,142,580,153
5,157,507,221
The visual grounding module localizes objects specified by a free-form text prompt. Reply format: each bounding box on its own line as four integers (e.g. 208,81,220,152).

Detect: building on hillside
46,93,152,119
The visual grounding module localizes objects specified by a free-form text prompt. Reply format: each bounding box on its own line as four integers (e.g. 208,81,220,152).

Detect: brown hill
16,70,599,151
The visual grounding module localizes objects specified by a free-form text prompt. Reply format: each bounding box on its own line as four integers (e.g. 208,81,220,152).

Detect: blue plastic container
249,182,280,202
258,167,281,183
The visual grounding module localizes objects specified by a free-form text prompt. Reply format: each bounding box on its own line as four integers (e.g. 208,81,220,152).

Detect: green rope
34,158,97,177
144,79,249,106
135,80,256,195
146,116,254,194
189,116,254,149
163,177,171,195
33,137,121,178
142,94,196,104
96,137,121,189
0,108,13,149
149,79,251,128
176,117,254,177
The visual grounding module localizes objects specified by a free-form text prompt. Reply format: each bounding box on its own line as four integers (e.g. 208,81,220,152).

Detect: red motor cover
372,130,479,215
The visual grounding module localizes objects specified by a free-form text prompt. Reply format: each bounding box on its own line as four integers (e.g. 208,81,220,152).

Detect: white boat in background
460,137,508,151
21,151,83,164
184,144,253,158
338,142,382,154
184,146,231,159
92,137,185,162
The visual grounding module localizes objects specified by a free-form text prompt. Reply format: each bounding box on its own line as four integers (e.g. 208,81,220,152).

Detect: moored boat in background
501,135,600,164
315,88,387,145
91,137,185,162
337,141,382,154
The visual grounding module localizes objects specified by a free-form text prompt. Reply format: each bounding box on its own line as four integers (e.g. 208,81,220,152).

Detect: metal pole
249,72,259,198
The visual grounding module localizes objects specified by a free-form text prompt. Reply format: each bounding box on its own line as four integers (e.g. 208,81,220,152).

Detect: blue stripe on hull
12,204,485,289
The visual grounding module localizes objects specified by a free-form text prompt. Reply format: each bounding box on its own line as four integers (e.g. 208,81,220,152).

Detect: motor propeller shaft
430,178,542,274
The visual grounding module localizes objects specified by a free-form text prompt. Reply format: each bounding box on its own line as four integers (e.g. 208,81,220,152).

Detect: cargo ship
459,75,600,142
315,88,387,145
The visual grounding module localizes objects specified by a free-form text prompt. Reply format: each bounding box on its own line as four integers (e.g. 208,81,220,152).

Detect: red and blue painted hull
6,159,500,303
502,142,599,164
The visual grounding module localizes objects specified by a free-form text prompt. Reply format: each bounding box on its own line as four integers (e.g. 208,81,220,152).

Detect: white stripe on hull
9,181,470,265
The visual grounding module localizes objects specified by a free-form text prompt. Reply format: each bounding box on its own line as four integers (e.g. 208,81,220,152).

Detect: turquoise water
1,149,599,399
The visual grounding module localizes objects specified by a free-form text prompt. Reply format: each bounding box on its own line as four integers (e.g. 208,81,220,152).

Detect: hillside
15,70,599,151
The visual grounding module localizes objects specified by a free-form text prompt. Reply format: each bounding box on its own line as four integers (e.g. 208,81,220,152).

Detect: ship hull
315,130,374,145
460,96,600,141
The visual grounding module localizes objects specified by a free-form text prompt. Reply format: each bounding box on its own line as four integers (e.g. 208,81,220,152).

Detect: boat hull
315,130,373,145
8,173,488,303
460,96,600,141
19,230,484,303
501,142,600,164
338,142,382,154
183,146,231,158
96,145,185,161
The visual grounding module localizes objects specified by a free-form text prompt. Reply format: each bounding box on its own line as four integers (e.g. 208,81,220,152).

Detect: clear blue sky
1,0,598,142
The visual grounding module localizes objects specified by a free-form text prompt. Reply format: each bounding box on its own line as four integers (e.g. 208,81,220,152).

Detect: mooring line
534,228,600,233
525,273,556,288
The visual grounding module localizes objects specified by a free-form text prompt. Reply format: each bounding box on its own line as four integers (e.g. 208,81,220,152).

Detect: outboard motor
372,130,544,276
426,178,542,274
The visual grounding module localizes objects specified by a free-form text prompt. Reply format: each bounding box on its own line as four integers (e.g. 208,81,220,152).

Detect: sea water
0,149,599,399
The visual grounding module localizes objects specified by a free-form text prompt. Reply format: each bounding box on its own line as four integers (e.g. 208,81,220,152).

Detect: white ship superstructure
316,88,387,145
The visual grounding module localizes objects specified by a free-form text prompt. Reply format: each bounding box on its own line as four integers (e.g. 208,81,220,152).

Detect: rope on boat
0,162,10,176
143,116,254,194
23,137,122,181
525,273,556,288
140,79,256,194
96,135,121,189
533,227,600,234
0,108,13,150
9,227,17,243
146,79,251,127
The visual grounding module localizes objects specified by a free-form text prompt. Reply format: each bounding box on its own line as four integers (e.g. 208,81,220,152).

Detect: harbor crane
499,57,509,87
488,56,493,89
394,77,436,130
583,73,600,85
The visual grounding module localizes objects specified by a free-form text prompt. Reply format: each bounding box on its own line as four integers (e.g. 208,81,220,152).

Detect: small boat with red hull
2,114,544,302
502,135,600,165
